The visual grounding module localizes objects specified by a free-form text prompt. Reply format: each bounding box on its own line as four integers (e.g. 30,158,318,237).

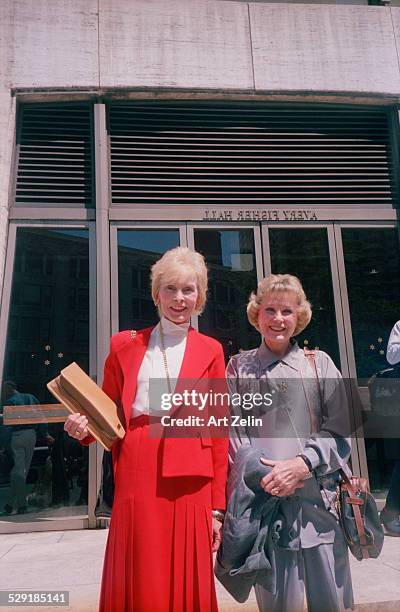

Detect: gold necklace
159,322,172,395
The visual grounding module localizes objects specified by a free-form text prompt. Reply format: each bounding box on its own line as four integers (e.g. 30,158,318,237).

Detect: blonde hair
247,274,312,335
151,247,208,315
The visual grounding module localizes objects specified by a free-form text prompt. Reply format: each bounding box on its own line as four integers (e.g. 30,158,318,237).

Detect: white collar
158,316,190,337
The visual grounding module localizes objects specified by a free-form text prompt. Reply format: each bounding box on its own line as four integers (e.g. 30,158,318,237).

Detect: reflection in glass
194,229,259,359
269,228,340,368
118,230,180,331
342,227,400,500
342,228,400,380
0,228,90,522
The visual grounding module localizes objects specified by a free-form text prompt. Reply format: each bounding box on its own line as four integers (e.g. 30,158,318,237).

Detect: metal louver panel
15,104,93,207
109,102,394,207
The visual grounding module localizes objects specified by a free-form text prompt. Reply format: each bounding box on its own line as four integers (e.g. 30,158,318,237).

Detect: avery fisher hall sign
202,209,318,221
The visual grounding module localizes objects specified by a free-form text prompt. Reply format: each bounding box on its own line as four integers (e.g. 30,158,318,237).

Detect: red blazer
87,326,228,510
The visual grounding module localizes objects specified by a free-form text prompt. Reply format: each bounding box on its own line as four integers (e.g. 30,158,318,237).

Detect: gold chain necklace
159,322,172,396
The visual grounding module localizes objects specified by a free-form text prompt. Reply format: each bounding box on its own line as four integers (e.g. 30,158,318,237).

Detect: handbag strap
302,348,321,433
303,348,324,409
303,348,370,560
339,470,369,559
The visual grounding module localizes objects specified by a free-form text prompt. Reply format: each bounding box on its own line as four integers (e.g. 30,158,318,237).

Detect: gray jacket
215,445,282,603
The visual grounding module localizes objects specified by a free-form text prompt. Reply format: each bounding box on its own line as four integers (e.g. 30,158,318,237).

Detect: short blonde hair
247,274,312,336
151,247,208,315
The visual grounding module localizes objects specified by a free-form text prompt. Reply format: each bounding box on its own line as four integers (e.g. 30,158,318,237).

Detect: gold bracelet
212,509,225,522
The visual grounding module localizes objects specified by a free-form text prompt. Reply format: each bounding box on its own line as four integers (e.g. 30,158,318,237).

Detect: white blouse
131,317,189,418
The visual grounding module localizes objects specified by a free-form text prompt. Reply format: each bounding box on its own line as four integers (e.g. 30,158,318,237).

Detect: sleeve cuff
211,491,227,511
301,447,321,470
80,434,95,446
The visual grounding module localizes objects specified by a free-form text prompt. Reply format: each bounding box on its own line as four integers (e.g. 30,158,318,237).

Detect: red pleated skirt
99,416,218,612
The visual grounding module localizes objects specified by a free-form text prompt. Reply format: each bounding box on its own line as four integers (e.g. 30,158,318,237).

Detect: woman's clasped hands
259,457,309,497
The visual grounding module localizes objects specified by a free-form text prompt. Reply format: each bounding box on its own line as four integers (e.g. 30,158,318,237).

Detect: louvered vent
15,104,93,207
109,103,394,207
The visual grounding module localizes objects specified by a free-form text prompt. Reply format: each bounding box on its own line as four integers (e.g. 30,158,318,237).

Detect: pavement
0,527,399,612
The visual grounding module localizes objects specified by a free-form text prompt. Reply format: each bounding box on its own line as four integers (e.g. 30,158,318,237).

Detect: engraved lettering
202,208,317,223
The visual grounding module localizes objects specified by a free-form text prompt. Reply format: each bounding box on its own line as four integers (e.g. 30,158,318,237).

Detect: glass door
335,224,400,502
187,225,264,359
110,224,186,334
0,224,96,530
262,225,345,371
262,223,360,474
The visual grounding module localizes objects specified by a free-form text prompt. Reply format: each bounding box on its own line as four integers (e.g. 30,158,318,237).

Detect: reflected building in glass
1,229,90,523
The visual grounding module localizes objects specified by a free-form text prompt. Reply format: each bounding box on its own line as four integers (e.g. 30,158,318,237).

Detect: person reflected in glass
226,274,354,612
380,319,400,536
1,381,54,515
64,247,228,612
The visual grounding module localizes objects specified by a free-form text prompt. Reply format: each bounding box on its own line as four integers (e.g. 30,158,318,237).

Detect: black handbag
95,450,114,520
337,469,384,561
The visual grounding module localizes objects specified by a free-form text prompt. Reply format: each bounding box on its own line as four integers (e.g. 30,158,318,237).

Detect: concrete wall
251,4,400,94
1,0,400,299
2,0,400,94
1,0,99,89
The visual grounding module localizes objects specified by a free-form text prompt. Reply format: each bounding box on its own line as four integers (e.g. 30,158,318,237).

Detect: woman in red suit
64,247,228,612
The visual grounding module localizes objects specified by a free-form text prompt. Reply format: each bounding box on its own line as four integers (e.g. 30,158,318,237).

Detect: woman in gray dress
227,274,354,612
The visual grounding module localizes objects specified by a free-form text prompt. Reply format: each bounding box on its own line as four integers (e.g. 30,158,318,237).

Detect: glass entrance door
263,226,344,370
110,224,185,334
0,224,95,529
335,225,400,503
188,226,263,359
